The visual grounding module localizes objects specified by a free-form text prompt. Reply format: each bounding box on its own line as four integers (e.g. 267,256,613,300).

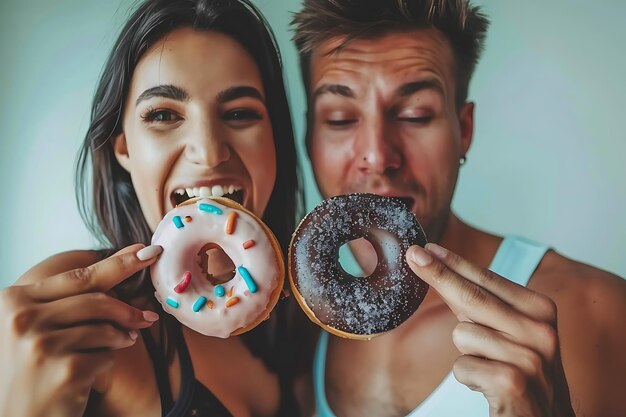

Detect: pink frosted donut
150,197,284,337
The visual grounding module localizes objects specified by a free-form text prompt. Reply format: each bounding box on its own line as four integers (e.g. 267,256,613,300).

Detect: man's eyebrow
396,79,444,97
216,86,264,103
312,84,356,101
135,84,189,106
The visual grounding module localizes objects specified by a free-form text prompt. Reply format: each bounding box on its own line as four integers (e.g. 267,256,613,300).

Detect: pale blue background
1,0,625,287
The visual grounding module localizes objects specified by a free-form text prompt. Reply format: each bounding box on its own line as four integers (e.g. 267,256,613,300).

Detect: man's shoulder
528,250,626,414
532,250,623,295
530,249,626,325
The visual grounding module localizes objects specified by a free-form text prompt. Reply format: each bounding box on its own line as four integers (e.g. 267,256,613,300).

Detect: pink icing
150,198,281,337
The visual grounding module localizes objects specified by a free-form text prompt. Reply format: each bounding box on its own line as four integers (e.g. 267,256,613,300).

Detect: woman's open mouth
171,185,245,207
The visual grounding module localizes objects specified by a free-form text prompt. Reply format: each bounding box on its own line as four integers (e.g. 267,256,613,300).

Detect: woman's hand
0,244,162,417
406,243,576,417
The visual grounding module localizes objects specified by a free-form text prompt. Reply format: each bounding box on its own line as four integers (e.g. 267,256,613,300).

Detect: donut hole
339,238,378,278
197,243,236,285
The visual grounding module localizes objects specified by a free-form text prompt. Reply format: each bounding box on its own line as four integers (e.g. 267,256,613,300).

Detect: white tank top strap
488,235,550,286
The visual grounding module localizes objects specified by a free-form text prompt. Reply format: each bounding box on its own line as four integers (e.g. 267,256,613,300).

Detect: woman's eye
223,109,262,122
326,119,356,127
141,109,181,123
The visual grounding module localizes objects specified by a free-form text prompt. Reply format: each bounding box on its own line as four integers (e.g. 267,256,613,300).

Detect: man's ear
112,132,131,173
459,101,475,158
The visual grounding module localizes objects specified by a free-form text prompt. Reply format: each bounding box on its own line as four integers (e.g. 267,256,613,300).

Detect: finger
36,293,159,330
36,324,139,354
406,245,534,339
27,244,162,302
426,243,556,323
452,355,545,415
452,321,550,395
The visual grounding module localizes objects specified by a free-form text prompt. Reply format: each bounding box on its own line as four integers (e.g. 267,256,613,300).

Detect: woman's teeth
172,185,245,206
174,185,243,199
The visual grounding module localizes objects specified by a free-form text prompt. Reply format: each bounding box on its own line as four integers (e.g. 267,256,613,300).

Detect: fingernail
129,330,138,340
142,311,159,322
136,245,163,261
408,245,432,266
426,243,448,259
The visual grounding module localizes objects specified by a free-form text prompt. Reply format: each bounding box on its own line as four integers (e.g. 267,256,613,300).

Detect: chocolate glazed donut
288,193,429,339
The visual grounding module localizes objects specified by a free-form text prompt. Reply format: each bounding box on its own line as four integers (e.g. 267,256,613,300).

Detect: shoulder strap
141,323,195,417
141,327,175,413
313,331,335,417
489,235,550,286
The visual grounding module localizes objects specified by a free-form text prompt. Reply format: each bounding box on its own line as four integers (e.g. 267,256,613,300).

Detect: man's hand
406,243,576,417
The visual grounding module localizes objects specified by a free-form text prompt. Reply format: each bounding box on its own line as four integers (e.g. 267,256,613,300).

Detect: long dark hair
75,0,302,375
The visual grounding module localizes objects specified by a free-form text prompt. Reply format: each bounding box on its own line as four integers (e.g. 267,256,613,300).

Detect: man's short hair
291,0,490,110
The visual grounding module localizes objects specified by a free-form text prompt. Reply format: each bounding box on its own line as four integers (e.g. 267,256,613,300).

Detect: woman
0,0,304,415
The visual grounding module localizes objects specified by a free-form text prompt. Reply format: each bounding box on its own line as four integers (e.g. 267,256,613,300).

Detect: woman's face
114,28,276,231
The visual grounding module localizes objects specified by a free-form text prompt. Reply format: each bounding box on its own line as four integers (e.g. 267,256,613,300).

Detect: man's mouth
172,185,245,207
395,196,415,212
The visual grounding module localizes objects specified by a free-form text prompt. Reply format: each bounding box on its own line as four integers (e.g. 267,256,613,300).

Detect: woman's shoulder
17,249,109,285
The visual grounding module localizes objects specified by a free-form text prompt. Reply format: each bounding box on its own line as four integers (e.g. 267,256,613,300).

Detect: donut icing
151,197,284,337
289,193,428,339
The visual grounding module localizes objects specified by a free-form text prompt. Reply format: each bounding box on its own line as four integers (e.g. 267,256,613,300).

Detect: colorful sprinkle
243,240,255,249
184,216,192,222
238,266,258,293
166,297,179,308
173,216,184,229
207,300,214,309
215,285,225,297
225,212,238,235
199,203,223,215
174,271,192,293
226,297,240,308
192,296,207,312
227,286,233,298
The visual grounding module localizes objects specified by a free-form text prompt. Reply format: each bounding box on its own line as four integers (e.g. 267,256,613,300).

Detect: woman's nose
184,119,231,168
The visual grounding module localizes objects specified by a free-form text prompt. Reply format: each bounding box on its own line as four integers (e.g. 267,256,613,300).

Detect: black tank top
141,324,299,417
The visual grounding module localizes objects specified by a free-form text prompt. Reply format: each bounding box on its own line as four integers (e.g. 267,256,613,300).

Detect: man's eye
141,109,181,123
397,116,432,124
223,109,262,121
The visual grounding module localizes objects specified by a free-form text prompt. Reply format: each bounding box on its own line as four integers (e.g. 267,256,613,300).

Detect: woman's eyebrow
135,84,189,106
216,86,265,103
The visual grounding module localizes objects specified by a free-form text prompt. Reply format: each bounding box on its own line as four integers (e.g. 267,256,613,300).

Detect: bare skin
306,29,626,417
0,28,284,417
5,247,280,417
0,246,157,417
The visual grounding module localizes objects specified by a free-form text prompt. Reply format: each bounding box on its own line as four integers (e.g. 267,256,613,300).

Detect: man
290,1,626,416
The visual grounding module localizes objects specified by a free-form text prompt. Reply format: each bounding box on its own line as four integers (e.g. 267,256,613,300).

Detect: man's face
308,29,474,241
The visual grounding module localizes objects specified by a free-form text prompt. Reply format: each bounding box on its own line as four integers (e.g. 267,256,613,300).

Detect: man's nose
184,119,230,168
355,118,402,175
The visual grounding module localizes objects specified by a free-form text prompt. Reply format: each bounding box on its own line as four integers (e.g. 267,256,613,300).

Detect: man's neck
436,213,501,269
438,213,472,256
